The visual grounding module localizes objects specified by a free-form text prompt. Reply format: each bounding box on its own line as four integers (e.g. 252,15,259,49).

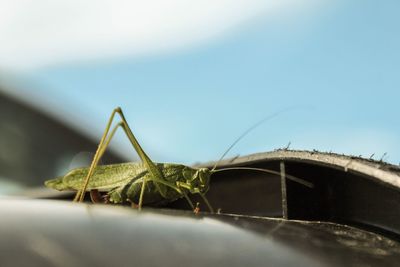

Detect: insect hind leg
75,108,123,202
75,107,153,203
75,107,192,212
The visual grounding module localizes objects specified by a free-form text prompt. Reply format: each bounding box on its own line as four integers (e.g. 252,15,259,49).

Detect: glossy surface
1,198,400,267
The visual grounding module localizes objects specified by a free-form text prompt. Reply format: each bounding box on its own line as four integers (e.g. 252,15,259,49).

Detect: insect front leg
177,185,195,210
198,192,214,213
176,181,214,213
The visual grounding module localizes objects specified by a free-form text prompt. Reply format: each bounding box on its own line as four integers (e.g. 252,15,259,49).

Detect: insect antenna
211,106,311,171
212,167,313,188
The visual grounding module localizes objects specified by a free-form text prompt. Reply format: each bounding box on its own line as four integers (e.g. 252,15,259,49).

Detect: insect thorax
181,166,211,194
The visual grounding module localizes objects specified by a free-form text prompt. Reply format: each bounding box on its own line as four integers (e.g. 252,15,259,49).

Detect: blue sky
2,0,400,165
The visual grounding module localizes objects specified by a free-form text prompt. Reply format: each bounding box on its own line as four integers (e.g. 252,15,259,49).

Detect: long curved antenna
212,167,314,188
211,106,312,171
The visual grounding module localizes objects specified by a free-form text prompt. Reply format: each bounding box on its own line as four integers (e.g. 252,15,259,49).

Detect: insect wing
45,163,147,192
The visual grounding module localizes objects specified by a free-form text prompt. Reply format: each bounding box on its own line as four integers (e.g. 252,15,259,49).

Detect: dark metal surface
177,150,400,241
1,198,400,267
0,91,123,187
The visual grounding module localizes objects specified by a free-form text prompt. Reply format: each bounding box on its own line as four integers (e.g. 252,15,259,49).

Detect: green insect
45,107,312,212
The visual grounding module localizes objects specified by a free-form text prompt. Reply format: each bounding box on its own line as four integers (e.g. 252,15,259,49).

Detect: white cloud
0,0,321,70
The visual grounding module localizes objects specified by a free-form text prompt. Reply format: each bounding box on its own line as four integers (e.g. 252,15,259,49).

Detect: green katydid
45,107,313,213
